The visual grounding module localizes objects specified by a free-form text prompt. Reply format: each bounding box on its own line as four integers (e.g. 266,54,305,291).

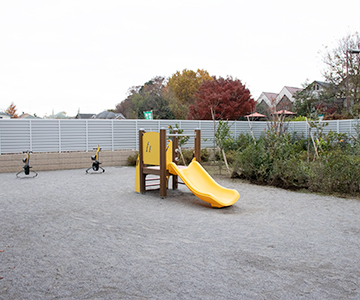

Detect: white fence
0,119,358,154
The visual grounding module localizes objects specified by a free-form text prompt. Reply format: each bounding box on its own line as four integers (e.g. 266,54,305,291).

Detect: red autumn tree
187,76,255,120
5,102,19,118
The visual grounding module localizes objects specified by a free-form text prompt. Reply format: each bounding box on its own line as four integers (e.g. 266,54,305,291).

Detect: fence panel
200,121,216,148
1,119,359,154
338,119,352,136
61,120,87,152
31,120,60,152
113,120,137,150
87,120,113,151
292,121,308,138
0,120,31,153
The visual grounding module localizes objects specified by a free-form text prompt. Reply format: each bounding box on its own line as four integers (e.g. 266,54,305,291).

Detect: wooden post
172,129,178,190
139,129,146,193
195,129,201,163
160,128,167,198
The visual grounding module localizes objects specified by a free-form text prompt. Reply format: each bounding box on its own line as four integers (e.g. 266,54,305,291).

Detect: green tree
293,80,339,116
116,77,174,119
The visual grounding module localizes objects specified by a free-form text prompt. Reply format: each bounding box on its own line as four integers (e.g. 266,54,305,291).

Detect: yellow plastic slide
168,160,239,208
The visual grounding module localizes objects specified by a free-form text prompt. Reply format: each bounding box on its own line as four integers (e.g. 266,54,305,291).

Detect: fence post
58,120,61,153
111,120,114,151
160,128,167,198
29,120,33,151
337,120,340,133
136,120,139,150
86,120,88,152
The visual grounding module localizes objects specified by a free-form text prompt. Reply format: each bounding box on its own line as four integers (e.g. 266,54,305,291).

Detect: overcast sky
0,0,359,117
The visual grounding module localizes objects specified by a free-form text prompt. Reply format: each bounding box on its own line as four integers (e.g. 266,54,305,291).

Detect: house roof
18,113,41,119
263,92,278,100
284,86,302,95
313,81,332,89
94,111,126,119
75,113,95,119
256,92,278,106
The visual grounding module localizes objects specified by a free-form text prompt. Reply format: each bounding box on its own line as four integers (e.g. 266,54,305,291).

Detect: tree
167,69,213,119
187,76,255,120
322,32,360,108
115,77,175,119
5,102,18,118
293,80,339,116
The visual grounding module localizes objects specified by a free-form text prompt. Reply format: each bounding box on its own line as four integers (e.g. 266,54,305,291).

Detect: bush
231,128,360,197
224,150,237,165
308,152,360,196
127,152,138,166
179,149,194,165
233,140,271,183
270,157,310,189
232,133,254,151
201,148,210,162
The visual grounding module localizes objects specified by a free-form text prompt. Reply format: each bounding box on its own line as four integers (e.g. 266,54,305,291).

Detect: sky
0,0,359,117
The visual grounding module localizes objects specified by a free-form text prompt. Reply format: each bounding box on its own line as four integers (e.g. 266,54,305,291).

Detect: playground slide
168,160,239,208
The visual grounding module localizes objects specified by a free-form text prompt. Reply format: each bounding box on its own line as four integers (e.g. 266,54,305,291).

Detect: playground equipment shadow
0,167,359,299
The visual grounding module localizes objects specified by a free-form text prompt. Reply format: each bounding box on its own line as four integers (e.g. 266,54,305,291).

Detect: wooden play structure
135,128,239,208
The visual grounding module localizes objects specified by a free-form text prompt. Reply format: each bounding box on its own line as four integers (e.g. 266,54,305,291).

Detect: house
93,111,126,119
256,92,278,114
75,113,95,119
311,81,332,93
256,86,302,115
296,80,343,114
18,113,41,119
0,112,12,119
46,111,69,119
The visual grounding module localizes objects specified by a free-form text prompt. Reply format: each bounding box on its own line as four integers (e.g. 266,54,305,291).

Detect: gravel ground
0,166,359,300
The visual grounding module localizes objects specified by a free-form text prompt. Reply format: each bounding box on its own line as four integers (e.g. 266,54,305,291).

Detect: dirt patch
1,167,359,299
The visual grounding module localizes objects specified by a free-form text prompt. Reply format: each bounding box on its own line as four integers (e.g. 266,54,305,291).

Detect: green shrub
127,152,138,166
308,152,360,196
224,150,237,165
176,148,210,165
179,149,194,165
200,148,210,162
232,133,254,151
270,157,310,189
231,127,360,197
233,140,271,183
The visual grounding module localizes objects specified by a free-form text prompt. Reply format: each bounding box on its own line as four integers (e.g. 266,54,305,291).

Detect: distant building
93,111,126,119
75,113,95,119
297,80,343,113
256,92,278,114
46,111,69,119
311,81,332,94
18,113,41,119
256,86,302,115
0,112,12,119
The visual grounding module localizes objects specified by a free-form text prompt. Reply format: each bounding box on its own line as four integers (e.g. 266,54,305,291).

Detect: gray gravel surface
0,167,359,299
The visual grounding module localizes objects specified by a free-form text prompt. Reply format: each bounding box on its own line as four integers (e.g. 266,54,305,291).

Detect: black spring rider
86,145,105,174
16,150,38,178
